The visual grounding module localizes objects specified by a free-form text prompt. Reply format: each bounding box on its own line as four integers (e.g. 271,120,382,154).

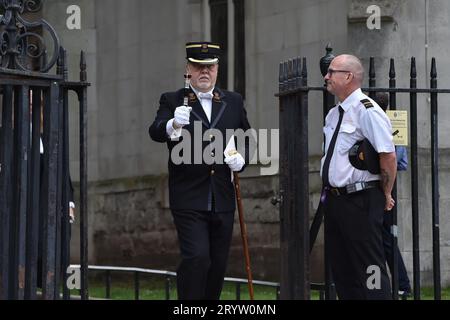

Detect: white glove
173,106,192,128
224,152,245,172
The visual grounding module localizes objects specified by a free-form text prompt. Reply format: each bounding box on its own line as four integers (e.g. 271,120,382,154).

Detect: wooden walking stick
229,150,254,300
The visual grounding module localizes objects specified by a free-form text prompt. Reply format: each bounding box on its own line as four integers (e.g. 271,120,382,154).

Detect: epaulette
360,99,374,109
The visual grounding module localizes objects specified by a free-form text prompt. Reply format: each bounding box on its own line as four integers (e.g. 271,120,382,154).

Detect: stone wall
70,172,325,282
69,172,283,281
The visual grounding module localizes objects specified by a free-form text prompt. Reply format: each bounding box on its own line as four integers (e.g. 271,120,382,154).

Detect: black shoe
398,289,411,299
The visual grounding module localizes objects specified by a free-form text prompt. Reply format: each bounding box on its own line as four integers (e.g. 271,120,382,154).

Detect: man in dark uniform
149,42,252,300
321,54,397,299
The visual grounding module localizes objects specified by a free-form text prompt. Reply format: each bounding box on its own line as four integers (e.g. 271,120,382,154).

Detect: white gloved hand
173,106,192,128
224,151,245,172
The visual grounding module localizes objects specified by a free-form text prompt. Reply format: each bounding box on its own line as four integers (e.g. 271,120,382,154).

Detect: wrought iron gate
0,0,89,300
276,46,448,300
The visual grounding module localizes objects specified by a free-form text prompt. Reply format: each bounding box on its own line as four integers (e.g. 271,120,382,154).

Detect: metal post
105,270,111,299
409,57,420,300
369,57,376,99
54,64,65,300
41,82,61,299
298,57,310,300
134,272,140,300
389,59,399,300
61,87,71,300
24,88,42,300
79,51,89,300
319,45,336,301
430,58,441,300
13,86,30,300
165,276,171,300
0,86,13,299
59,47,71,301
278,57,310,299
278,61,288,299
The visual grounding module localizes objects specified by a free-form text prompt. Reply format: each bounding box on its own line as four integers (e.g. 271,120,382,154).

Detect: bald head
334,54,365,85
324,54,365,101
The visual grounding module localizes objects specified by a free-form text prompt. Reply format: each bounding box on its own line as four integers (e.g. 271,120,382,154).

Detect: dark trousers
172,209,234,300
382,213,411,292
325,187,392,300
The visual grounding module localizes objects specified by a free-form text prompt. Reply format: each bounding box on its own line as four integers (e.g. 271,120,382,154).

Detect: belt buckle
346,182,366,194
346,184,356,194
355,182,365,192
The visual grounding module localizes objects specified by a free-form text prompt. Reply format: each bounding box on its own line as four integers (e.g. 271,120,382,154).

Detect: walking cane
229,151,254,300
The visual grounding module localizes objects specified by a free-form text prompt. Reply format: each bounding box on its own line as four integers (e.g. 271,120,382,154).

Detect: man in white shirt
321,54,397,299
149,42,252,300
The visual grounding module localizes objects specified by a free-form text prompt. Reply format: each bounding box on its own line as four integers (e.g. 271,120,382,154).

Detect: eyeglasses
327,68,352,76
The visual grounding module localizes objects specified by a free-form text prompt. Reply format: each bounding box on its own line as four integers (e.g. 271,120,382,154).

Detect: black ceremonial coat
149,87,252,212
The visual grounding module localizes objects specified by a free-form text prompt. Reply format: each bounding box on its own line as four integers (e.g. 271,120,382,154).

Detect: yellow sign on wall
387,110,408,146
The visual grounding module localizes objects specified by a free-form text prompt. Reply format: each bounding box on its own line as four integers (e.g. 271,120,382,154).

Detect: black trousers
172,209,235,300
325,187,392,300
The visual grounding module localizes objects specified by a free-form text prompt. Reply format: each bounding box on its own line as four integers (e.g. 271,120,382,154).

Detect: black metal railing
0,0,89,300
275,57,310,300
276,47,447,300
69,265,331,300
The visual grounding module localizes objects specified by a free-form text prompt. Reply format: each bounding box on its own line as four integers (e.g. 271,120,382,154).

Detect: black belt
326,181,380,196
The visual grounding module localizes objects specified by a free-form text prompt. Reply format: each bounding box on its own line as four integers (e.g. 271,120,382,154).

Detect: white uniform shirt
166,86,214,139
320,88,395,188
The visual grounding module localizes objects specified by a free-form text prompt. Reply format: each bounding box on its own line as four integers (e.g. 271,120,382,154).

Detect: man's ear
346,72,354,83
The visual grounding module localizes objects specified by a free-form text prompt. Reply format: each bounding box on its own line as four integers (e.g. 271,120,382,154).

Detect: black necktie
322,106,344,187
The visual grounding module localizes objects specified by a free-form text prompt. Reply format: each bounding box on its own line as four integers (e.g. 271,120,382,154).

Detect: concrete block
348,0,399,22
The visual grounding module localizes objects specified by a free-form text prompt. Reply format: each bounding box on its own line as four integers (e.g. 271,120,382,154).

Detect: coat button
211,170,215,175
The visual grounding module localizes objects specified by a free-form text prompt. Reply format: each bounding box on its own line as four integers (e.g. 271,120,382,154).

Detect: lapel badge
213,92,221,103
188,92,197,103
